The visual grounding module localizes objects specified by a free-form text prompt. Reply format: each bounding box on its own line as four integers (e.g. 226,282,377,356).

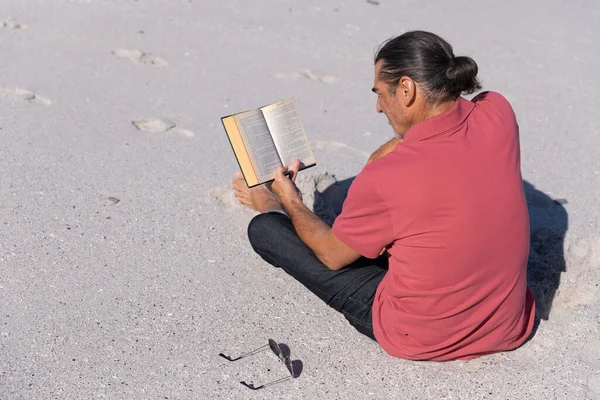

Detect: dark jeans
247,212,388,340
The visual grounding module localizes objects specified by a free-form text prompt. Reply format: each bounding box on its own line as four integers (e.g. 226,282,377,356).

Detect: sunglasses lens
285,358,296,377
268,339,285,360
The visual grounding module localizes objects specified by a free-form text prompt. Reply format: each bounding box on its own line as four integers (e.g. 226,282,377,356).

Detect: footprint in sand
1,21,28,29
568,236,600,269
205,185,245,210
580,340,600,365
112,49,167,67
582,341,600,398
586,371,600,398
274,69,339,84
204,185,255,228
0,87,51,105
558,236,600,307
132,118,194,137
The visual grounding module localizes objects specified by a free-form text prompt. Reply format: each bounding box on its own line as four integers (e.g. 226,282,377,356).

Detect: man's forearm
282,197,333,264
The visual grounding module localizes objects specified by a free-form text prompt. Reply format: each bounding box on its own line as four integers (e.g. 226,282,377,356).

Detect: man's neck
399,97,458,138
419,99,456,123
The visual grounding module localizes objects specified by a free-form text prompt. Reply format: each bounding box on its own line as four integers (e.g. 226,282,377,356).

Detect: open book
221,98,316,187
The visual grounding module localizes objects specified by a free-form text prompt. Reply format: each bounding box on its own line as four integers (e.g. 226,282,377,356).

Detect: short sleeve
332,171,394,259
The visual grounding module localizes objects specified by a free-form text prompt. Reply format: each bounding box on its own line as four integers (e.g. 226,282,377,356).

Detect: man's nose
376,99,383,113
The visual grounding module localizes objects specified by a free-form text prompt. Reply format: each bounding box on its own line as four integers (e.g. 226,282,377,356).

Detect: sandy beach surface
1,0,599,399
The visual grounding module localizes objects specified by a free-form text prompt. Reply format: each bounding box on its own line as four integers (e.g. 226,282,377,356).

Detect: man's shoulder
358,144,424,185
471,91,516,120
472,90,509,104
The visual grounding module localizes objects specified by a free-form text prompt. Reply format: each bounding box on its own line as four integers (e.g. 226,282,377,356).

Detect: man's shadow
315,178,568,324
523,181,568,321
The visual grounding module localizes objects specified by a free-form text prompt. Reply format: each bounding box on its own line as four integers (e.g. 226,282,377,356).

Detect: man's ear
396,76,416,106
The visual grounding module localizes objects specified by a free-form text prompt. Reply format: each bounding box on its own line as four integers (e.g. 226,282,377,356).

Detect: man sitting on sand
232,31,535,361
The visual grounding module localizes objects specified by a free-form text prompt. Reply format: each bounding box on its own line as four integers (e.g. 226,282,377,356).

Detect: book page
235,109,282,183
260,98,316,168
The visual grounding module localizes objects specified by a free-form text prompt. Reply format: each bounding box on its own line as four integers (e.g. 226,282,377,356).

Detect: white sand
1,0,599,399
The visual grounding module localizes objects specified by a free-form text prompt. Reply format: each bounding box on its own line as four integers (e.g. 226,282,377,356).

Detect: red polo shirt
332,92,535,361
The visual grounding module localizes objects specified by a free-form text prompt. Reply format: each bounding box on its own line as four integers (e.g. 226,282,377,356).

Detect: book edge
221,115,260,187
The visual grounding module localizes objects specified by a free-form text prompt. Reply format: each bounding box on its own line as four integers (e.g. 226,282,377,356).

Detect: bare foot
231,172,283,213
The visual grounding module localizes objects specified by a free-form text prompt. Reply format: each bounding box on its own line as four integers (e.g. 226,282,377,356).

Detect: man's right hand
268,159,302,207
367,137,403,164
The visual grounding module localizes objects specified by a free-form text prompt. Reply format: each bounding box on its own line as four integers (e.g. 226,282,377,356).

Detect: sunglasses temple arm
228,343,270,361
259,375,293,389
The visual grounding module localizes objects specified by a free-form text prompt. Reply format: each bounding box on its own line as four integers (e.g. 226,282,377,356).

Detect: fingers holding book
270,160,303,205
230,158,303,213
284,159,302,183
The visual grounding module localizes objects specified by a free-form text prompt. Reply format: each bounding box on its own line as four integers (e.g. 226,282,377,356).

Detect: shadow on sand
315,178,568,325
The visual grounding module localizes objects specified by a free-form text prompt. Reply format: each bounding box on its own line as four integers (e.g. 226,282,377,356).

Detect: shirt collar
402,96,475,143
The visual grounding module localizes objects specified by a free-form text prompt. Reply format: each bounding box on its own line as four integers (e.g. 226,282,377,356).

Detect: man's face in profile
373,60,406,138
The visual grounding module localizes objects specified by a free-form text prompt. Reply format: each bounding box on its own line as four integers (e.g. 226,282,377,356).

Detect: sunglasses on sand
219,339,298,390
